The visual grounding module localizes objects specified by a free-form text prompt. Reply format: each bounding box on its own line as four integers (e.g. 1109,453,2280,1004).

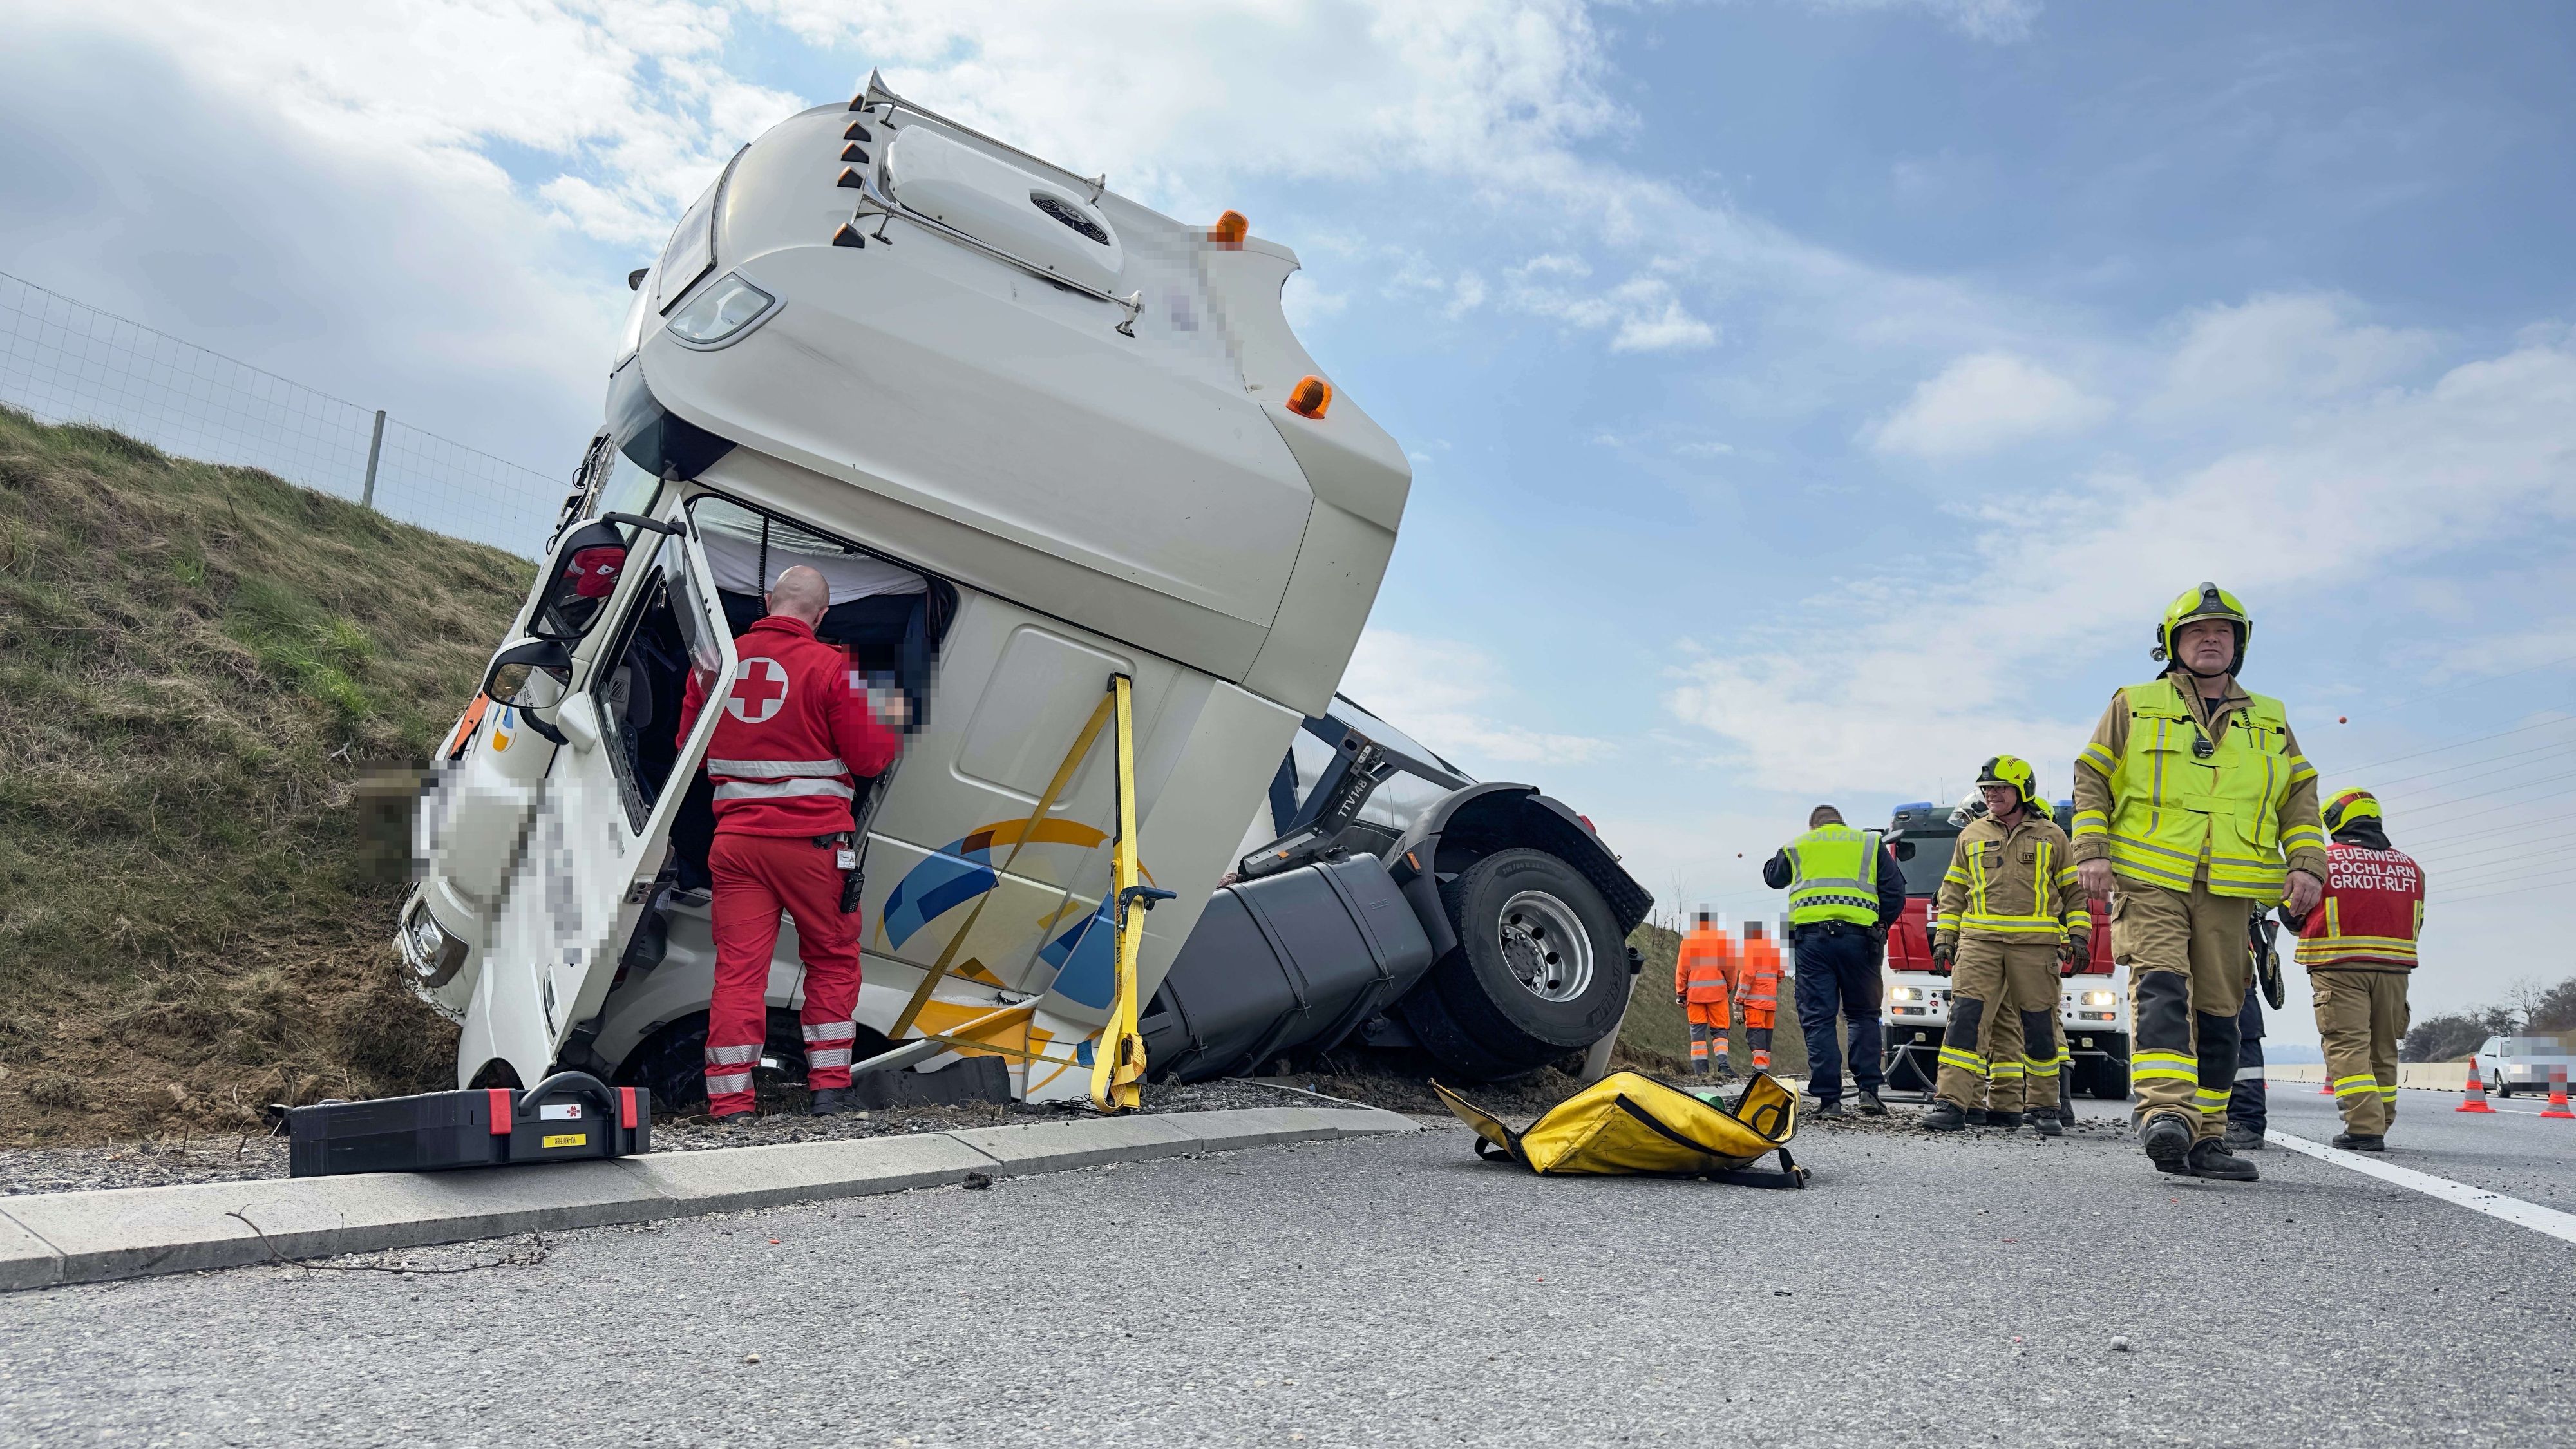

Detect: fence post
361,409,386,510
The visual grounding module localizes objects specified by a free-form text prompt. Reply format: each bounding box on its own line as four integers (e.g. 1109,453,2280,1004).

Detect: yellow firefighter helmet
2152,581,2252,676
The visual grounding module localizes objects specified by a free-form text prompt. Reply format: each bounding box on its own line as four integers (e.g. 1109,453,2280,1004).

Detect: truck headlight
1893,985,1922,1002
400,906,468,988
665,272,778,350
2081,989,2116,1007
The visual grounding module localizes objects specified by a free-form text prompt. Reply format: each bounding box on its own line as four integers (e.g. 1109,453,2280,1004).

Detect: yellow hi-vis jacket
1782,823,1884,927
2069,676,2328,900
1435,1071,1806,1187
1934,811,2089,949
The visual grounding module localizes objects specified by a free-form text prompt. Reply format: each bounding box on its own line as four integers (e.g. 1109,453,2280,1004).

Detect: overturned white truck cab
401,78,1649,1108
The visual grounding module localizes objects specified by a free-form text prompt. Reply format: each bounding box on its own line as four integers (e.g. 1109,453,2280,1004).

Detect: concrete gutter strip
0,1104,1419,1293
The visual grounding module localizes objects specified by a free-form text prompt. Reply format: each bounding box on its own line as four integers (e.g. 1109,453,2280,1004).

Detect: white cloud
1794,0,2043,43
1505,258,1718,353
2144,292,2440,424
1669,322,2576,793
1341,630,1615,770
1867,351,2110,459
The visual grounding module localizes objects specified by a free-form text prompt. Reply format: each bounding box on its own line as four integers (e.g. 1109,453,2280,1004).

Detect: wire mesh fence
0,270,566,555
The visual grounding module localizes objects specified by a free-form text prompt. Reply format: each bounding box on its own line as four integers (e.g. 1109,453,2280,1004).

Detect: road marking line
2266,1129,2576,1247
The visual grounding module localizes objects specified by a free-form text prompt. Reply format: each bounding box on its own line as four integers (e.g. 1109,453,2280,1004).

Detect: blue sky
7,1,2571,1037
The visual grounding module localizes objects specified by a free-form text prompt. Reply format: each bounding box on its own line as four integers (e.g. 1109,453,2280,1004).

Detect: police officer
1924,757,2090,1137
1765,806,1906,1118
2071,584,2327,1180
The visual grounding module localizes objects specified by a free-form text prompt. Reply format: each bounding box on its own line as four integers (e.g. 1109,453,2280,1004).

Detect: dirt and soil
0,408,527,1146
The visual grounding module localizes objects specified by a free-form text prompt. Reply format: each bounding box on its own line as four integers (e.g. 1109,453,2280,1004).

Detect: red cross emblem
726,658,789,724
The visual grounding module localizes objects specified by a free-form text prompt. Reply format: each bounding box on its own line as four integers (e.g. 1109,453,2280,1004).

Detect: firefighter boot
2186,1137,2260,1182
2058,1068,2077,1130
2331,1132,2385,1153
2032,1112,2063,1138
1856,1090,1889,1117
2141,1113,2194,1175
2224,1122,2266,1151
1923,1101,1968,1132
1989,1110,2023,1133
1964,1108,1992,1128
809,1087,863,1117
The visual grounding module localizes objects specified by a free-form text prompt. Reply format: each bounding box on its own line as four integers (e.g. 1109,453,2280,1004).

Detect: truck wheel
617,1010,814,1115
1397,848,1629,1081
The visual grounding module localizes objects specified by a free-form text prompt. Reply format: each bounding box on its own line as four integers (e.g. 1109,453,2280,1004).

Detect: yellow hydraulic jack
1090,673,1171,1112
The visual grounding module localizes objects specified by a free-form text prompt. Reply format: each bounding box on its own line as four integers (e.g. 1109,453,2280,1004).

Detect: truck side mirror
1891,839,1916,861
531,520,630,641
482,639,574,745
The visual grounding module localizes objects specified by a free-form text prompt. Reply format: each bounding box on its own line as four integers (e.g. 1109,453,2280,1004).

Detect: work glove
1929,936,1956,975
2058,934,2089,978
1676,992,1687,1007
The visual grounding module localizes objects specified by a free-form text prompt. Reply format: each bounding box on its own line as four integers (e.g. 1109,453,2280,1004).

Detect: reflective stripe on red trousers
706,832,862,1115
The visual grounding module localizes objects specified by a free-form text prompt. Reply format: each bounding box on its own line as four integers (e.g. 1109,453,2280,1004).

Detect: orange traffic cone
2458,1056,2496,1113
2541,1065,2574,1120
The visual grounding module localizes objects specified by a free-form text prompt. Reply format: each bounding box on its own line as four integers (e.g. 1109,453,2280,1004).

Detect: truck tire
616,1009,813,1115
1396,848,1629,1081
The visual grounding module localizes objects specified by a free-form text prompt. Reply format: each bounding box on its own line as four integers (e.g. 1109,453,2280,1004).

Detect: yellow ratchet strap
1090,674,1164,1112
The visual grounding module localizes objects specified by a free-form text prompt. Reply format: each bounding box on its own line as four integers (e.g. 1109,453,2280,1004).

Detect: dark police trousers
2228,977,2267,1134
1792,922,1885,1103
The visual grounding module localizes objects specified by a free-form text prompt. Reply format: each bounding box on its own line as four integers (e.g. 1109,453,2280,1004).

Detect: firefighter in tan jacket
1924,756,2089,1137
2072,584,2327,1182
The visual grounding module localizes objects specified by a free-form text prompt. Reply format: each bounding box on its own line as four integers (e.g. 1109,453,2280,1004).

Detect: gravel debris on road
0,1076,1311,1197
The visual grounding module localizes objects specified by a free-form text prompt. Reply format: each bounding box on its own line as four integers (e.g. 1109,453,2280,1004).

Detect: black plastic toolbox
286,1071,652,1177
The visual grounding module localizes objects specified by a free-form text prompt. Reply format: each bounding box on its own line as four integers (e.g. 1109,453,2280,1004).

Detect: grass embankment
0,408,529,1144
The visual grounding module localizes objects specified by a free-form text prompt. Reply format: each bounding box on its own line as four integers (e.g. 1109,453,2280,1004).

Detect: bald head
1809,805,1843,829
766,565,829,625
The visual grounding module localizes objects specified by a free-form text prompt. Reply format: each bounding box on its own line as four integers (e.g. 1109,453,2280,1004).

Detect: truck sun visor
607,360,734,482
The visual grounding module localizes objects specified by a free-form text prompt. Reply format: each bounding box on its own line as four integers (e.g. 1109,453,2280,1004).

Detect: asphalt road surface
4,1090,2570,1448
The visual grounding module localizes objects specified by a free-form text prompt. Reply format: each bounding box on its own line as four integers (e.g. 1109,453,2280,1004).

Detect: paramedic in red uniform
676,565,906,1121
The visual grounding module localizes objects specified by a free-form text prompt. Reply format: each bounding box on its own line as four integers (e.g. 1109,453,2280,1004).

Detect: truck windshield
1328,696,1467,779
1888,831,1958,897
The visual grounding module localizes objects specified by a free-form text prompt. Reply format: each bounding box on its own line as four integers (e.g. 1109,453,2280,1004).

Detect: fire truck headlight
1893,985,1922,1002
2080,989,2116,1007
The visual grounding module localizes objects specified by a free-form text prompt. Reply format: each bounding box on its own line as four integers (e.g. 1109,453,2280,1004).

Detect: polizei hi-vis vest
2094,679,2310,900
1785,824,1883,927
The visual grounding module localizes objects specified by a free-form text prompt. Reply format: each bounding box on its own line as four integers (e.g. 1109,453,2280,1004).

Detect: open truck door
458,497,739,1088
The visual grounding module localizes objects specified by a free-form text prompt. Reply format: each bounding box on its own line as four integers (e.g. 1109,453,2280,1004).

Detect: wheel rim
1495,889,1593,1003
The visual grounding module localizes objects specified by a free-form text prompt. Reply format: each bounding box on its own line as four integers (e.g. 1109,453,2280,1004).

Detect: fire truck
1877,799,2132,1101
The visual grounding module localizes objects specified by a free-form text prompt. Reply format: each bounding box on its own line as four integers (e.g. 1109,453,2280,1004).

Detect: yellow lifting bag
1434,1070,1808,1188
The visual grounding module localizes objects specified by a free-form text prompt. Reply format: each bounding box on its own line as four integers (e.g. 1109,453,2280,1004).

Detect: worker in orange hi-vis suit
1736,921,1785,1072
1675,909,1739,1078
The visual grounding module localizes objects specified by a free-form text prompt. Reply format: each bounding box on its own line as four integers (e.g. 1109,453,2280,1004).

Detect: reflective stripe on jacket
1734,938,1782,1010
1675,927,1737,1003
2295,840,2425,971
1783,824,1883,927
2071,677,2324,901
1935,812,2088,943
676,614,904,837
